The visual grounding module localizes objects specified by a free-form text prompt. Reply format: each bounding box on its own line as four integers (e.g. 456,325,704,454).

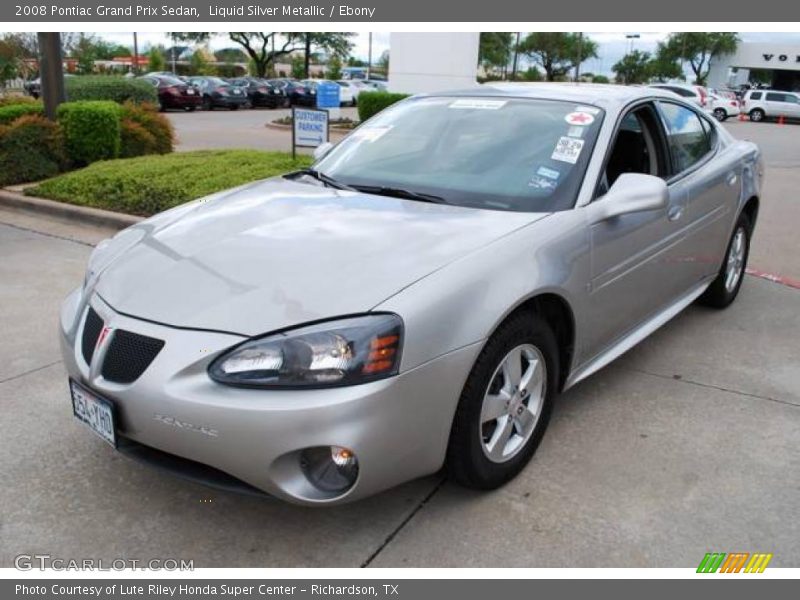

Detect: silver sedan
60,83,763,505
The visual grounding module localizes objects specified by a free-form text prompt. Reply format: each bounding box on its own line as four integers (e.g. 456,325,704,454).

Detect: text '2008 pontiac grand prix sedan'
60,83,763,505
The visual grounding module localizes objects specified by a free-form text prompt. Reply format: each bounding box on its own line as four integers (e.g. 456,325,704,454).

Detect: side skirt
564,278,714,390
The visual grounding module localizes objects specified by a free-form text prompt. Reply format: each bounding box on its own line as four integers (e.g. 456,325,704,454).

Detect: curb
0,189,142,230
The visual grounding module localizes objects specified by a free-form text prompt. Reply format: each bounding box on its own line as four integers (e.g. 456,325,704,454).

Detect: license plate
233,89,241,95
186,89,195,95
70,379,117,447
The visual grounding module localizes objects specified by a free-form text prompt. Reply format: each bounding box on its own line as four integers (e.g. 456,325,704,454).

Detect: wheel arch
741,195,760,231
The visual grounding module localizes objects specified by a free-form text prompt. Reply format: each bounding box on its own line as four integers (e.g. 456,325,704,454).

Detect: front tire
699,212,751,308
446,311,558,490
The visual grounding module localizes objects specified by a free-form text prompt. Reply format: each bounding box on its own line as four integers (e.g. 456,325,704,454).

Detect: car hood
94,178,548,336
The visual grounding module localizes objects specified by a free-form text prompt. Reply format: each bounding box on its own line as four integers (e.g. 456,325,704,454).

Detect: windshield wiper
286,168,355,191
350,185,448,204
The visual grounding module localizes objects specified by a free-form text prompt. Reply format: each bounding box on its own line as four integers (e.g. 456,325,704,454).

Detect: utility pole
132,32,139,75
575,32,583,82
37,33,65,121
511,31,521,80
367,32,372,80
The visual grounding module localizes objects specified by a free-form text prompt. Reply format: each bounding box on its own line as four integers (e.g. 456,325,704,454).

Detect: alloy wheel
725,226,746,293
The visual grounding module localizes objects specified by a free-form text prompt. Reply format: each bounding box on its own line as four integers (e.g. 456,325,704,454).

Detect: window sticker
528,175,558,191
448,99,507,110
575,105,601,115
536,166,561,180
551,136,585,164
351,126,392,141
567,125,585,138
564,111,595,126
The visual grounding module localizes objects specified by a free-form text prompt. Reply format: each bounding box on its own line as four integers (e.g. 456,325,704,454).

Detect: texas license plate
70,379,117,447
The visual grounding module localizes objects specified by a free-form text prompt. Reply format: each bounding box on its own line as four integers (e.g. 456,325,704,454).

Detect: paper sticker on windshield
567,125,584,138
575,105,601,115
528,175,558,191
537,166,560,180
551,137,585,164
351,126,391,142
565,111,595,126
449,99,507,110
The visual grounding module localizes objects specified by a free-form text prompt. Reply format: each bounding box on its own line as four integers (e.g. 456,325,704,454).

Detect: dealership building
708,42,800,90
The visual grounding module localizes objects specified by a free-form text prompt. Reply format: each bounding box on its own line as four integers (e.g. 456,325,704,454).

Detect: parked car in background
266,79,315,106
23,74,74,99
337,80,364,105
139,75,202,112
188,76,249,110
302,79,354,106
707,92,741,121
228,77,285,108
742,89,800,122
361,79,389,92
61,84,762,506
649,83,709,109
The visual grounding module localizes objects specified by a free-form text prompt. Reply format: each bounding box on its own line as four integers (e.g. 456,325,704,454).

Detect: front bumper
59,288,479,505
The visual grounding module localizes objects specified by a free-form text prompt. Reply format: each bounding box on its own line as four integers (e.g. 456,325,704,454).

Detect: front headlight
208,314,403,388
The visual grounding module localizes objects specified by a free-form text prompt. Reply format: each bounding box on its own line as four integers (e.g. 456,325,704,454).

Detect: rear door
765,92,798,118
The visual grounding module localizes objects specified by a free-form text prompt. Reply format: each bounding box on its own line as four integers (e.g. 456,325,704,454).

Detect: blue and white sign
316,81,341,109
293,107,329,148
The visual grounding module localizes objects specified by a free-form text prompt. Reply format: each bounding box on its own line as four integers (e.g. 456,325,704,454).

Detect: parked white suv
708,92,742,121
742,89,800,122
649,83,709,109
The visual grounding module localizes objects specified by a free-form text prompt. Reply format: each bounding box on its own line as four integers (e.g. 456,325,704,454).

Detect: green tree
214,47,246,63
647,42,685,82
479,33,514,76
376,50,390,75
663,32,739,85
327,55,343,80
520,66,542,81
591,74,610,84
346,57,367,67
189,48,215,75
171,33,353,79
290,55,305,79
613,50,652,85
518,32,598,82
147,47,166,72
0,37,21,90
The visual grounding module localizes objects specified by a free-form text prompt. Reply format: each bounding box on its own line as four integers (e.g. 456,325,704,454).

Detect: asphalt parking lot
0,119,798,568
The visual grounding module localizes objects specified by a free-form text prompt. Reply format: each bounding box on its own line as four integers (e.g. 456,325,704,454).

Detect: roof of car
430,82,682,109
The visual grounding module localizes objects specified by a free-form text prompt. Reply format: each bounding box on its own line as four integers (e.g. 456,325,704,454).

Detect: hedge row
357,91,411,122
65,76,158,104
0,100,174,186
0,102,44,125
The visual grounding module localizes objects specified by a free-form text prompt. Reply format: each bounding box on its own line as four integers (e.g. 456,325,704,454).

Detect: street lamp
626,33,640,54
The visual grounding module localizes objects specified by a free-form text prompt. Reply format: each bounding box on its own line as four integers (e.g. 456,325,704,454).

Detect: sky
53,31,800,76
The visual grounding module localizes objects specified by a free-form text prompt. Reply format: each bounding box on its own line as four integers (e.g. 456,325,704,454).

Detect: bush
0,115,65,186
65,76,158,104
29,150,313,216
0,95,39,107
120,101,174,154
0,102,44,125
119,119,158,158
357,91,410,122
57,101,121,166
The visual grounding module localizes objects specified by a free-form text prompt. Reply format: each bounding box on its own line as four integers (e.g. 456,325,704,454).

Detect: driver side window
598,104,667,196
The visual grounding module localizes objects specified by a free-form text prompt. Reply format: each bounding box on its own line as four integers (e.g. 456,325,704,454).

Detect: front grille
81,307,104,366
101,330,165,384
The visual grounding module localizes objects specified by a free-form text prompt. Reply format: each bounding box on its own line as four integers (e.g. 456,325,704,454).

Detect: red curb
746,268,800,290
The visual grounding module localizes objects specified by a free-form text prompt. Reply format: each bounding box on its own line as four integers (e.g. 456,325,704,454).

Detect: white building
708,42,800,91
388,33,480,94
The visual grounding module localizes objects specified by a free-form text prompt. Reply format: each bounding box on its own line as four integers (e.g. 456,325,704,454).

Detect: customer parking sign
292,107,330,158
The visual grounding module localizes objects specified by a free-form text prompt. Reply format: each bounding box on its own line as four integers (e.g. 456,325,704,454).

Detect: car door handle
668,205,683,221
726,172,738,186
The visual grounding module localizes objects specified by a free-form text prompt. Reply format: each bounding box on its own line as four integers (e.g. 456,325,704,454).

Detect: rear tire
713,108,727,121
446,311,558,490
749,108,765,122
699,212,751,308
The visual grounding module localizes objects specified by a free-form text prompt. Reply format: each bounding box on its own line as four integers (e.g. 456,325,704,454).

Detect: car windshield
315,96,604,212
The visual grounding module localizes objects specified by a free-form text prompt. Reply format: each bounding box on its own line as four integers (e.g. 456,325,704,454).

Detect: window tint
749,91,762,100
659,102,711,173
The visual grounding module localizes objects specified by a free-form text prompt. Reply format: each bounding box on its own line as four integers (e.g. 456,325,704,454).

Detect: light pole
511,32,521,80
575,32,584,82
132,32,139,75
626,33,640,54
366,32,372,80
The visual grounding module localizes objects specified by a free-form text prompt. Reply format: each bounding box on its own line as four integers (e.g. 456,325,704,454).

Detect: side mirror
594,173,669,221
313,142,334,161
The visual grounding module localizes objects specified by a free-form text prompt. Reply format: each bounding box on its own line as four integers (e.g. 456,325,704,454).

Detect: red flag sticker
564,111,595,126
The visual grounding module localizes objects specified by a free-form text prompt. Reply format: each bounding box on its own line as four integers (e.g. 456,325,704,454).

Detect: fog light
300,446,359,493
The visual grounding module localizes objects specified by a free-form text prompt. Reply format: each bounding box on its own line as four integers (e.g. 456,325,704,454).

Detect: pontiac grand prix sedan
60,84,763,505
